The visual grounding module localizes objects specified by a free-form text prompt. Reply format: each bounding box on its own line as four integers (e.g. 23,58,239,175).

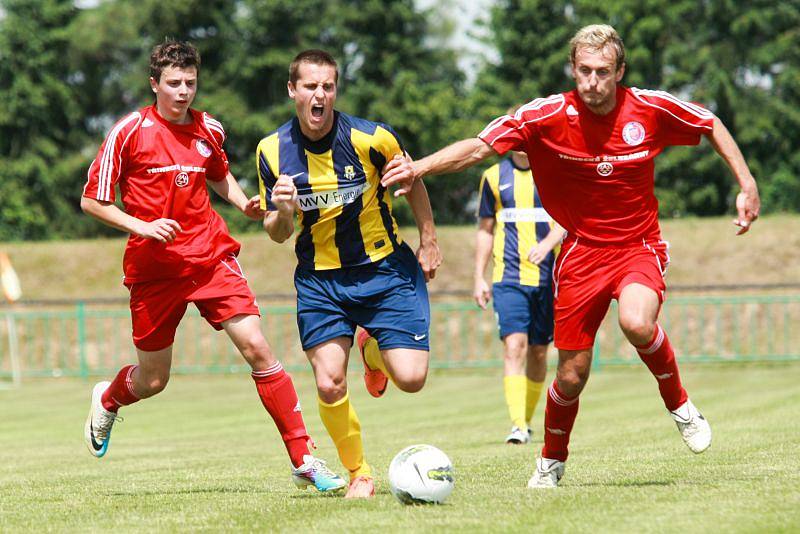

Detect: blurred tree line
0,0,797,240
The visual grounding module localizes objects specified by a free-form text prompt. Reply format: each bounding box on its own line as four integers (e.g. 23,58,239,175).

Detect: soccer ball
388,444,454,505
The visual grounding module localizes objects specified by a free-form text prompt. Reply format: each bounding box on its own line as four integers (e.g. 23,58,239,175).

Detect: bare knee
619,313,656,345
316,374,348,404
504,336,528,362
393,372,427,393
238,334,275,368
555,366,589,397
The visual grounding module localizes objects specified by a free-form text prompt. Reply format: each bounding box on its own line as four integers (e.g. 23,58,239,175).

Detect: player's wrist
740,177,757,194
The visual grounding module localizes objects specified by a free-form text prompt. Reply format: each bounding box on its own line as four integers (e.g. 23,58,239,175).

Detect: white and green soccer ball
388,444,454,505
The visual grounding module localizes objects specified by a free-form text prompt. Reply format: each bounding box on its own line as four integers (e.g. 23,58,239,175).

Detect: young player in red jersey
80,40,345,492
382,24,760,488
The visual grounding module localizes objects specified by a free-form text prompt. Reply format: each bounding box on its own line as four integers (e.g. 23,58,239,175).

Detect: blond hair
569,24,625,70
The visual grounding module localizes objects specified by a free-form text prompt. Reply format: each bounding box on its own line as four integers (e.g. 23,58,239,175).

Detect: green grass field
2,365,799,532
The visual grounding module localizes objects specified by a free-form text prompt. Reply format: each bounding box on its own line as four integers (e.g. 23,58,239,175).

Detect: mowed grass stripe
1,365,799,532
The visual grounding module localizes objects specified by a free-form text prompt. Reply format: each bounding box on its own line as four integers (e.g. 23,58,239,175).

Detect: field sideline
1,365,799,532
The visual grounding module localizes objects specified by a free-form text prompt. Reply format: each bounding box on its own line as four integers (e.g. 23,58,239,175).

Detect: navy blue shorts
294,243,430,351
492,282,554,344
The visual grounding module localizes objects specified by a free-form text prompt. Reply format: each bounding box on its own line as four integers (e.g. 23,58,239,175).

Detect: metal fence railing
1,294,799,379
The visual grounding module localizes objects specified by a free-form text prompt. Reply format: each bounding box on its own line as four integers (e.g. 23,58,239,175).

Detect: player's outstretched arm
80,197,182,243
208,172,265,221
404,178,442,282
381,139,497,196
262,174,297,243
706,117,760,234
528,223,567,265
473,217,495,310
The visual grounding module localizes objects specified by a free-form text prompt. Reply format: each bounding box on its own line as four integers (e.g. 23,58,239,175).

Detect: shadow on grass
572,480,673,488
107,487,268,497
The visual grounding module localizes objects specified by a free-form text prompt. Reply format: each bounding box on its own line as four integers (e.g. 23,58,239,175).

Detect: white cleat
527,457,565,488
505,426,531,444
670,398,711,454
84,381,118,458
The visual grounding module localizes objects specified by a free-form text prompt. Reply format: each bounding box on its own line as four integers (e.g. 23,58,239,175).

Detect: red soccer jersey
479,85,715,244
83,105,240,282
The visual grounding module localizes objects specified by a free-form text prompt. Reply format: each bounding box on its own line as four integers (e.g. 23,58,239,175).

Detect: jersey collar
293,111,339,154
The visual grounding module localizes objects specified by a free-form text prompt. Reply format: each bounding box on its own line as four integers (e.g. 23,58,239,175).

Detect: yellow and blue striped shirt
478,158,556,287
258,111,404,270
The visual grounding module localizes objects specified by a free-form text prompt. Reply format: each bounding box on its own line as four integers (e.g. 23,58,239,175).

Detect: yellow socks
363,335,394,384
525,378,545,424
318,392,371,480
503,375,528,429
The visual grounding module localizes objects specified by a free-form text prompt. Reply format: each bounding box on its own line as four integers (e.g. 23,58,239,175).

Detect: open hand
473,278,491,310
416,240,443,282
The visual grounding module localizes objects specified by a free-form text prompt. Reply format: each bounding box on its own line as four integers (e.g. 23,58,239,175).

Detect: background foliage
0,0,797,239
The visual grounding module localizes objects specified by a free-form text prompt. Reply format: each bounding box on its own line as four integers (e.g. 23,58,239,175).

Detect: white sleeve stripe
207,123,225,138
99,113,139,200
107,121,142,201
632,90,714,131
97,112,140,201
205,117,224,130
633,88,714,120
642,89,714,118
203,113,226,141
479,95,565,145
478,96,561,140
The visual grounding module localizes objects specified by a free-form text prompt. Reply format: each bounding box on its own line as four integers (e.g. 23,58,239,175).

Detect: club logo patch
344,165,356,180
196,139,212,157
622,121,646,146
596,162,614,176
175,172,190,187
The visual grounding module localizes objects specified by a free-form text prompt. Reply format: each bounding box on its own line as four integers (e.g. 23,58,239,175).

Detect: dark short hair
289,49,338,84
149,40,201,82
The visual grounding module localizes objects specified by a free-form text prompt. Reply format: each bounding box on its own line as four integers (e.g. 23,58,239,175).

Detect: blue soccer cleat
292,455,347,492
84,381,118,458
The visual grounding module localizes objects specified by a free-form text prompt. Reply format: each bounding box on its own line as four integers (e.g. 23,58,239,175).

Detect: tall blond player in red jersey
382,25,760,488
80,41,345,492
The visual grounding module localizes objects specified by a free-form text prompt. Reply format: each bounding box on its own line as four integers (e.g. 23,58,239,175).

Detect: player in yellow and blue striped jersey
259,50,441,499
473,128,566,445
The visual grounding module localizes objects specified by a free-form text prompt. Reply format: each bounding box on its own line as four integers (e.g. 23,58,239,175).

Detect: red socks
635,324,688,412
541,380,579,462
252,362,311,468
101,364,140,413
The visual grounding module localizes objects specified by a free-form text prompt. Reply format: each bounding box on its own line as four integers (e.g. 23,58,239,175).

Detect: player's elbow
263,218,292,243
80,196,101,216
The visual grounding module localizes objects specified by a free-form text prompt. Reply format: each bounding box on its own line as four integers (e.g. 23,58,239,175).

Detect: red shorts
125,255,260,351
552,238,669,350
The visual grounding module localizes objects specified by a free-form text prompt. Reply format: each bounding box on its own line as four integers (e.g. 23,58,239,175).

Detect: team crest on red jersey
596,162,614,176
196,139,212,157
622,121,646,146
175,172,190,187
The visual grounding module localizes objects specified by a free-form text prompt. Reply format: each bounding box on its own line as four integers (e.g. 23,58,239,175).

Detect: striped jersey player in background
259,50,441,498
80,40,344,493
382,24,760,488
473,122,565,445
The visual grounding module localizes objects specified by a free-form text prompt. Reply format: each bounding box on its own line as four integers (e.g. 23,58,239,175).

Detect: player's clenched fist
136,218,183,243
272,174,298,215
